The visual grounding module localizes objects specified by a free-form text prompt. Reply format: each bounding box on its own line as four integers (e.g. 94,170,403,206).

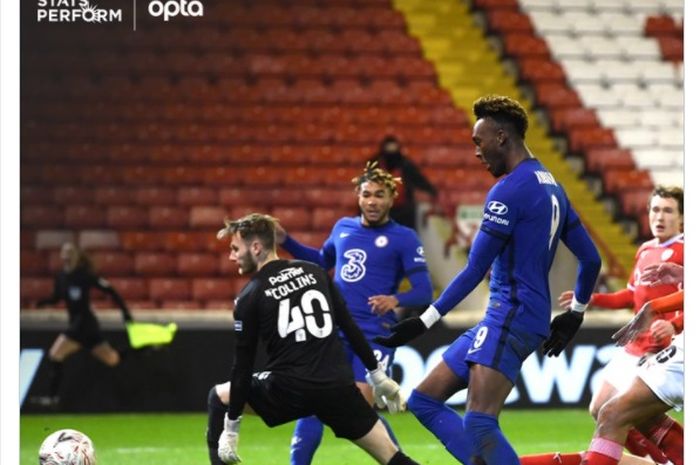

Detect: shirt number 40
278,289,333,342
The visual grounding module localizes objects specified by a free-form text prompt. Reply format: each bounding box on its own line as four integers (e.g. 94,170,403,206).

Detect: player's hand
366,368,406,413
368,295,399,316
650,319,674,345
274,223,288,245
612,303,656,347
543,310,583,357
218,416,242,464
557,290,574,309
640,263,684,286
373,317,427,348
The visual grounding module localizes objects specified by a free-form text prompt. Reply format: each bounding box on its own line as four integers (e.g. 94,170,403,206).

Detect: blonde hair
216,213,279,250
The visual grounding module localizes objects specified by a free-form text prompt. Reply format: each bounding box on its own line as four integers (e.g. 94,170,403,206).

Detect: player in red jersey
559,186,683,464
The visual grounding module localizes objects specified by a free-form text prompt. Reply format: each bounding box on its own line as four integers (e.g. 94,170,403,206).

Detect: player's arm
403,159,438,197
219,288,260,465
329,279,405,412
36,275,61,307
613,290,683,346
92,275,133,322
375,228,506,347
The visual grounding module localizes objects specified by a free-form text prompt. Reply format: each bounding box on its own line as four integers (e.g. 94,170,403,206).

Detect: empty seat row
25,101,469,127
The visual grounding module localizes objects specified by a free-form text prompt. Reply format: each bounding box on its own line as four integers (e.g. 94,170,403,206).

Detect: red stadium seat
106,206,149,229
190,206,229,228
177,187,219,206
272,207,312,231
486,10,534,34
21,278,54,305
64,206,106,229
149,278,192,301
21,206,64,228
163,231,221,253
658,36,683,63
177,253,220,276
20,250,48,276
53,187,93,205
584,148,636,174
549,108,600,133
120,232,166,252
192,278,234,300
134,252,177,276
149,206,190,228
619,189,652,217
644,15,679,38
133,187,177,206
503,34,550,59
568,128,617,152
92,251,135,276
94,187,137,206
519,58,566,83
534,83,582,110
108,278,149,300
312,207,342,231
601,169,654,195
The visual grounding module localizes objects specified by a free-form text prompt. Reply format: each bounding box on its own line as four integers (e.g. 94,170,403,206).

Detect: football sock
582,437,623,465
406,389,472,463
206,387,227,465
48,360,63,399
519,452,583,465
379,415,400,448
647,416,683,465
387,450,420,465
464,411,519,465
290,416,324,465
625,428,668,464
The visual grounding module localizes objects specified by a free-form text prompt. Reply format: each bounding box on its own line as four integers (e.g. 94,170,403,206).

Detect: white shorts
600,347,644,393
638,334,684,411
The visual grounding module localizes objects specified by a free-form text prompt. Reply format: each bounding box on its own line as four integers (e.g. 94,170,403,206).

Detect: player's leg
317,384,420,465
463,363,519,465
583,378,673,465
290,416,324,465
44,333,82,403
356,380,401,447
407,331,473,463
90,341,120,367
519,452,655,465
206,382,230,465
352,420,420,465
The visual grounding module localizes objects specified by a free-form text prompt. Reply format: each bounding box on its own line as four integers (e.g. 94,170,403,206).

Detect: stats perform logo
148,0,204,21
37,0,122,23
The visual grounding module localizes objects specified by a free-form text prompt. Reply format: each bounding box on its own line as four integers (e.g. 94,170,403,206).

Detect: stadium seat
20,250,48,276
134,252,177,276
21,206,64,228
120,232,166,252
272,207,312,231
91,251,135,276
106,206,149,229
149,206,190,229
190,206,229,228
192,278,234,301
108,278,150,300
149,278,192,301
177,187,219,206
20,278,54,305
64,206,106,229
584,148,636,174
177,253,220,276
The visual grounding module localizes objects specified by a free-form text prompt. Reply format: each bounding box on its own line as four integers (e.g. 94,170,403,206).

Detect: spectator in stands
375,95,601,465
371,135,439,230
33,242,133,407
277,162,434,465
559,186,683,463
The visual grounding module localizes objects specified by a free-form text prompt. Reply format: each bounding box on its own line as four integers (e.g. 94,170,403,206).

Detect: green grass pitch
21,410,683,464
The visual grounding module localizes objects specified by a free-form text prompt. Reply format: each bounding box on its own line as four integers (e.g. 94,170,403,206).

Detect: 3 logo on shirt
341,249,367,282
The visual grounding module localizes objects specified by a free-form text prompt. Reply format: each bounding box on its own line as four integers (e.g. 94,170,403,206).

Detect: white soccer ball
39,429,96,465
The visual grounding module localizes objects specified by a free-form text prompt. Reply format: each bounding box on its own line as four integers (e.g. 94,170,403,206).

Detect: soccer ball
39,429,96,465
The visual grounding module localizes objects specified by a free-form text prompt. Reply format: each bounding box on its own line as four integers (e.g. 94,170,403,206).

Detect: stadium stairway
392,0,637,277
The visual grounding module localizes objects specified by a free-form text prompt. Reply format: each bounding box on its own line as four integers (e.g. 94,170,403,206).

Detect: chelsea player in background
276,162,434,465
376,95,602,465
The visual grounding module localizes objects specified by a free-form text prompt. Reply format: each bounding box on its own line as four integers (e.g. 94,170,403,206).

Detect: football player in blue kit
376,95,602,465
276,163,434,465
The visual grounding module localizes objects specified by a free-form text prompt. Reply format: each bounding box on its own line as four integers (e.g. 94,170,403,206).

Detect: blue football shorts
442,321,545,384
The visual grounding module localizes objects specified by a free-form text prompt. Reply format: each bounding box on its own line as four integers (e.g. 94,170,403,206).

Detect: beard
237,250,257,275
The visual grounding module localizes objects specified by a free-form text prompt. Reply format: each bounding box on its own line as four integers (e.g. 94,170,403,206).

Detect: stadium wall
21,325,621,413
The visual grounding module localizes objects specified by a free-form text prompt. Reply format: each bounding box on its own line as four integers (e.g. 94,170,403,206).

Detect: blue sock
290,416,324,465
463,411,519,465
407,390,473,464
379,415,400,448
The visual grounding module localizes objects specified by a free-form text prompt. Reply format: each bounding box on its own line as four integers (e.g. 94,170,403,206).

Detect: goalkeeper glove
543,309,584,357
366,368,406,413
218,415,242,464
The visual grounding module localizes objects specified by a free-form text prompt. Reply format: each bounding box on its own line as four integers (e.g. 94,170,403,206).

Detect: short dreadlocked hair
216,212,278,250
352,161,402,197
473,95,529,139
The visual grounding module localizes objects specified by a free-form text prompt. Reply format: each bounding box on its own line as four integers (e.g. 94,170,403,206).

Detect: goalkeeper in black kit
207,213,421,465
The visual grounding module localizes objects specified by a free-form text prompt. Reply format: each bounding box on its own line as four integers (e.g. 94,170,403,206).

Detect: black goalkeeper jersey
232,259,358,388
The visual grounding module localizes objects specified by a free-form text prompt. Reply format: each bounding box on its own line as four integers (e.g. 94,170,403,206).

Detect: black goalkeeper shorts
247,371,379,440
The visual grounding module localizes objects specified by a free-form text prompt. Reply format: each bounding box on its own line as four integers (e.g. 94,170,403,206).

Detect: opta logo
148,0,203,21
487,201,509,216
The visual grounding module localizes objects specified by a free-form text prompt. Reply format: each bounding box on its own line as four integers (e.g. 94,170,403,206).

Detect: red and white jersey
626,233,683,355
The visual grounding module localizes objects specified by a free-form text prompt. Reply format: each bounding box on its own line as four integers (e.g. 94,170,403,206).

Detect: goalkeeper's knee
207,386,227,444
